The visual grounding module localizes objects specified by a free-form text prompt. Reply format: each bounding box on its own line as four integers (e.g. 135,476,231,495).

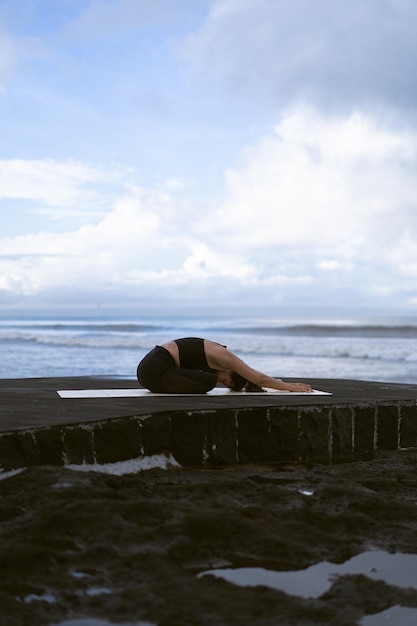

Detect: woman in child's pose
137,337,312,394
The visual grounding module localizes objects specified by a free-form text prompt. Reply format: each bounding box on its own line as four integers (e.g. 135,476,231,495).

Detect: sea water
1,314,417,383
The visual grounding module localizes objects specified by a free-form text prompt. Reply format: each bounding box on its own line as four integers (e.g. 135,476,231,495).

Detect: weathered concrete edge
1,400,417,471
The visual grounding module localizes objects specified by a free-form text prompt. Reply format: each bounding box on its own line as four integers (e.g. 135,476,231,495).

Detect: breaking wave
1,316,417,382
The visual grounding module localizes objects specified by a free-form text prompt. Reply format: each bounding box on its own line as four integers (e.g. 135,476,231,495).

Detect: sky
2,0,417,319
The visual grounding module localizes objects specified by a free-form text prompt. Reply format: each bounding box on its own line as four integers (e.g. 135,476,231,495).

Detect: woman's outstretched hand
283,382,313,393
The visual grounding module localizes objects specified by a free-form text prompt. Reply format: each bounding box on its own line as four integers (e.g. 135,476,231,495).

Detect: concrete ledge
1,376,417,471
1,378,417,470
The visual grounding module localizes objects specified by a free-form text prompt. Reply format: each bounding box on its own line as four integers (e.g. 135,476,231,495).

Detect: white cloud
0,158,125,210
388,232,417,278
200,108,417,259
182,243,256,281
0,181,197,297
0,159,130,224
2,107,417,309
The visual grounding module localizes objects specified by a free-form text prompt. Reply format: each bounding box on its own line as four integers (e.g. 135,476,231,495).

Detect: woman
137,337,312,394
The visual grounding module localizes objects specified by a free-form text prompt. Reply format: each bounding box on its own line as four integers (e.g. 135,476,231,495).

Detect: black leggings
137,346,217,393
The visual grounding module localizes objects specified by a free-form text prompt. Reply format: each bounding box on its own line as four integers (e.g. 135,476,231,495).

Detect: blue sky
2,0,417,318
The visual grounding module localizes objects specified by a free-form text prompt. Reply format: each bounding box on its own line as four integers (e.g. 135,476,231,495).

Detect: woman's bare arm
205,342,312,392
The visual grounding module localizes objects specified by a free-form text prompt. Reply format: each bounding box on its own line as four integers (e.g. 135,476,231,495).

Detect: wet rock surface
2,451,417,625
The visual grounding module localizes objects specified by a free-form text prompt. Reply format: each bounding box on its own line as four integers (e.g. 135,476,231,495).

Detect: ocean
1,314,417,384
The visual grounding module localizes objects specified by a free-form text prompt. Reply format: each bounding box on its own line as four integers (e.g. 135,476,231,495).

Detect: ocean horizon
1,313,417,384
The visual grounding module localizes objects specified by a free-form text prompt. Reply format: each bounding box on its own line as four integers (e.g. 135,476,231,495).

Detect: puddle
71,571,92,580
360,605,417,625
198,550,417,598
23,593,56,604
85,587,112,596
0,468,26,481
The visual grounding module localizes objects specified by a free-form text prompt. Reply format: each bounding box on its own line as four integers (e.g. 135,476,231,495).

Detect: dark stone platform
1,376,417,471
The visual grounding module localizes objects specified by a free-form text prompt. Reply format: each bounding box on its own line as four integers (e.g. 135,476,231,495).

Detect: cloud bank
183,0,417,112
2,107,417,311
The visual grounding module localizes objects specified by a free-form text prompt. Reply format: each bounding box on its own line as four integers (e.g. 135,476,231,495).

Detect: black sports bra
174,338,225,373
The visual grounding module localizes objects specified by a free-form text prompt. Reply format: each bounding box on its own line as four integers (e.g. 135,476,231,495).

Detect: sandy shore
1,450,417,625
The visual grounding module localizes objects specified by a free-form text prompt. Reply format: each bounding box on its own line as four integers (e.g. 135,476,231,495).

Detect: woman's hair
230,372,265,392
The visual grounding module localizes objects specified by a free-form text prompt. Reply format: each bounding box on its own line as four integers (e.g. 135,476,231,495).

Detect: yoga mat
58,387,331,398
